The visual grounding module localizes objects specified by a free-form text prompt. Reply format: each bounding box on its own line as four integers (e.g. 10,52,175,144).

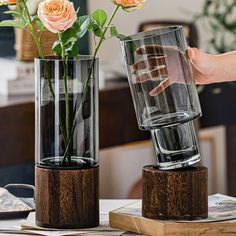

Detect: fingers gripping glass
121,26,202,170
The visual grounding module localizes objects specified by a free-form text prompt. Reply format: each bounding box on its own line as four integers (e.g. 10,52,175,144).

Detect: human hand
132,46,217,96
188,47,217,85
132,45,192,96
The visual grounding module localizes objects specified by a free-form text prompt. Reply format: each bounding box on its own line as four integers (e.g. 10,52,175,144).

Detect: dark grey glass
120,26,202,170
35,56,98,169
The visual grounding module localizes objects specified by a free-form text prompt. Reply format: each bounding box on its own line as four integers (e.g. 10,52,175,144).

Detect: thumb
188,47,201,65
187,47,215,75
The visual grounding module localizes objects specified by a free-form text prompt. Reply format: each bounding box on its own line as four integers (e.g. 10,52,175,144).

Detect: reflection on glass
121,26,202,170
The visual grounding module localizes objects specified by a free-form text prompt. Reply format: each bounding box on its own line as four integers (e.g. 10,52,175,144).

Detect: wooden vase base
142,165,208,220
35,165,99,229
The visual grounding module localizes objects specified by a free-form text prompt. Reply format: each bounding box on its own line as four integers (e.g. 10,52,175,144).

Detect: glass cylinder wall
120,26,202,169
121,26,201,129
35,56,98,169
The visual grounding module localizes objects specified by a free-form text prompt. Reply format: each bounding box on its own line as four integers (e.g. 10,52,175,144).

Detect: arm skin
132,46,236,96
189,48,236,85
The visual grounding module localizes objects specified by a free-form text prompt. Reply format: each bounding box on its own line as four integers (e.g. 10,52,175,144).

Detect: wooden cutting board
109,198,236,236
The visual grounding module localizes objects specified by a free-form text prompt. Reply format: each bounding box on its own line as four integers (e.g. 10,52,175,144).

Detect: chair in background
138,20,199,48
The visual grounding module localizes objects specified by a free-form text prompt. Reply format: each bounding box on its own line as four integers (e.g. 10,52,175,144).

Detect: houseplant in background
196,0,236,127
0,0,145,228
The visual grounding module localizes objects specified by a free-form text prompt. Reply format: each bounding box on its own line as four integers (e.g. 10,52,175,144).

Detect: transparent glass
35,56,99,169
121,26,202,170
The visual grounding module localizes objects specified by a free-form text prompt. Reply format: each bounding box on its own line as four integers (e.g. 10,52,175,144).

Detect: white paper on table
24,230,125,236
0,188,32,212
20,200,136,236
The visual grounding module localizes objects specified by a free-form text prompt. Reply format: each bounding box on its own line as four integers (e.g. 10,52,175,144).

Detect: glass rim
34,55,98,62
120,25,183,43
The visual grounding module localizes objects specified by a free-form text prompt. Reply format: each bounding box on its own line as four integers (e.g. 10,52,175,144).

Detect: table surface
0,199,143,236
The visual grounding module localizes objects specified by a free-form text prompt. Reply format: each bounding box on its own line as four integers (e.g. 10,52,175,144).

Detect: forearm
214,51,236,83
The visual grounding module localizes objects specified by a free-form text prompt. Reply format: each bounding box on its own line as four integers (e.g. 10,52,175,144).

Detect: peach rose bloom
112,0,145,10
38,0,77,33
0,0,16,5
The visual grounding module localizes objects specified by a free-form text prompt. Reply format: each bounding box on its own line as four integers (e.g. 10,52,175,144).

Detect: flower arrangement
0,0,145,57
0,0,145,166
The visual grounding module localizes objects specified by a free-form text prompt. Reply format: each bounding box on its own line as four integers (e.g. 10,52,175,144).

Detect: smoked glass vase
120,26,202,170
34,56,99,228
35,56,98,169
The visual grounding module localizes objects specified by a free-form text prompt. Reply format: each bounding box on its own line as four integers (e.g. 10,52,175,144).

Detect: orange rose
112,0,145,11
37,0,77,33
0,0,16,5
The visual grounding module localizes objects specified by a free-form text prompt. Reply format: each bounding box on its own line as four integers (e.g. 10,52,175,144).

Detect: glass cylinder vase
120,26,202,170
35,56,99,228
35,56,98,168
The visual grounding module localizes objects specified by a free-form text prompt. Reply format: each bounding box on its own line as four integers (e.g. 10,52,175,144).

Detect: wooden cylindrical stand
35,165,99,229
142,165,208,220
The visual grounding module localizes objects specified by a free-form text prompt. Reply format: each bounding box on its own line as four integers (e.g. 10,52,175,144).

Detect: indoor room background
0,0,235,199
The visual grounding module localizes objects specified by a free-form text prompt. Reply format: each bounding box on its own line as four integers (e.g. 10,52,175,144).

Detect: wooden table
0,199,143,235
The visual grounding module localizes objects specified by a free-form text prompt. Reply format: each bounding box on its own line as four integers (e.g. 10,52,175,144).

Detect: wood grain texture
35,166,99,229
142,165,208,220
110,207,236,236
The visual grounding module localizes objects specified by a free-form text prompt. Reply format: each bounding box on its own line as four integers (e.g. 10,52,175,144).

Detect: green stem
59,33,65,60
22,0,43,58
64,59,70,140
58,33,71,163
62,5,120,161
94,5,120,58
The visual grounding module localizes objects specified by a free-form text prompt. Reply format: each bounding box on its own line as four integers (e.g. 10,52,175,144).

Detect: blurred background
0,0,235,199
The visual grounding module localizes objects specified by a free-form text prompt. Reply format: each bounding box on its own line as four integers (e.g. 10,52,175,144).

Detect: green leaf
65,42,78,57
75,15,91,39
69,37,78,42
110,26,119,37
0,19,25,28
89,19,105,39
110,26,128,40
94,27,104,39
116,34,129,40
89,19,99,31
22,6,28,23
34,17,45,32
76,15,90,30
203,1,210,16
52,40,62,55
3,10,22,18
60,28,77,45
92,9,107,27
